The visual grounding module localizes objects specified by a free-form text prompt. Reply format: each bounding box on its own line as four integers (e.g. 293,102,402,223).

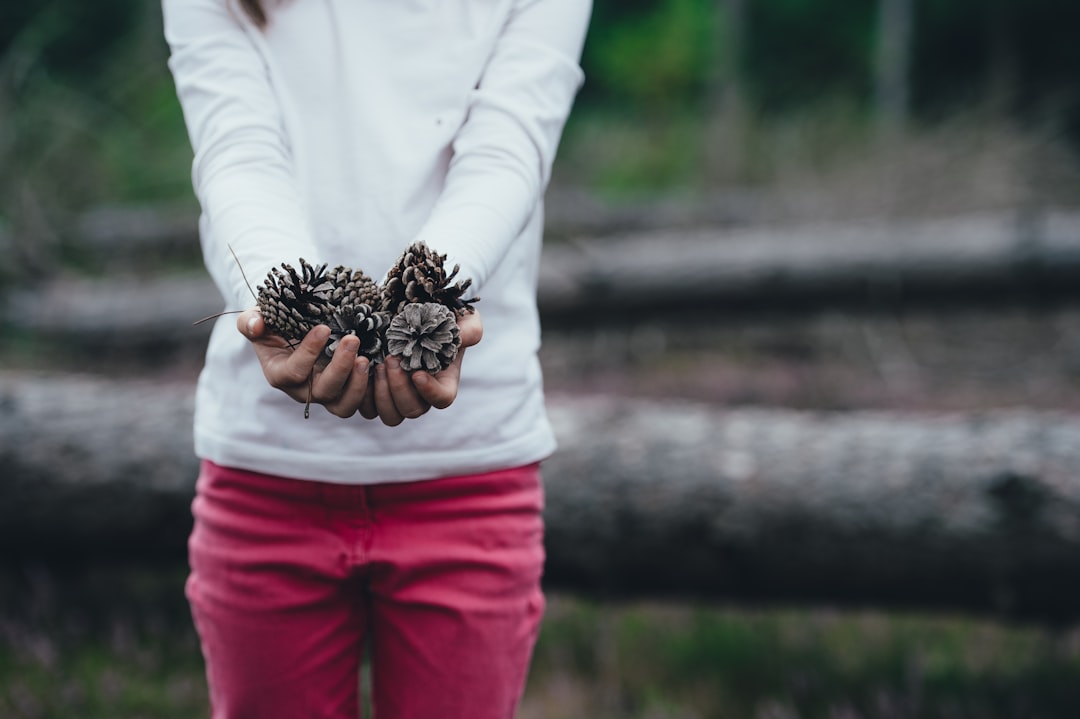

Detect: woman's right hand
237,309,374,418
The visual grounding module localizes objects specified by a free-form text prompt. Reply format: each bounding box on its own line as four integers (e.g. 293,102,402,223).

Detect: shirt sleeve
409,0,592,293
162,0,319,308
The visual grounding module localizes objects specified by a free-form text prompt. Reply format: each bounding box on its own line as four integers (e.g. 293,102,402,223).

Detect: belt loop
358,485,372,522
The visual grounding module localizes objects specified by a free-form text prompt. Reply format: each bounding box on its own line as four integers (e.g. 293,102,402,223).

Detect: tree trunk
3,373,1080,621
705,0,747,184
876,0,913,138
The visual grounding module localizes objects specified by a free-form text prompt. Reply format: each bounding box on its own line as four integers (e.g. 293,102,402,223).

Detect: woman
162,0,590,716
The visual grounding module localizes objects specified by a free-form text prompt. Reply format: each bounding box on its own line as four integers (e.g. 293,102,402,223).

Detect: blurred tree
743,0,877,113
910,0,1080,127
910,0,1002,114
1007,0,1080,138
704,0,747,182
875,0,913,136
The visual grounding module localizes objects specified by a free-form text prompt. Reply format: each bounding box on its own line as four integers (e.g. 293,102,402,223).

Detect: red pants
186,460,546,719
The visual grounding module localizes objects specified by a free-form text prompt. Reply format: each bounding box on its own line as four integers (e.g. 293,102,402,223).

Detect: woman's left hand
364,309,483,425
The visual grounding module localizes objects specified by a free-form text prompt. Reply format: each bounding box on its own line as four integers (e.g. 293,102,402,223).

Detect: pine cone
385,302,461,373
327,265,381,307
381,242,479,315
257,259,334,342
325,303,391,362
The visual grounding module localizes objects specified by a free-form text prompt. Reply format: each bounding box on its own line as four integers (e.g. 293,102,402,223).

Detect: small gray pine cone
385,302,461,373
324,303,391,362
381,242,479,315
256,259,334,342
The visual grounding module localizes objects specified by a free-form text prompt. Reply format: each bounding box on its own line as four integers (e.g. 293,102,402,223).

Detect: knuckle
311,388,336,404
328,405,355,419
269,375,295,391
281,368,311,386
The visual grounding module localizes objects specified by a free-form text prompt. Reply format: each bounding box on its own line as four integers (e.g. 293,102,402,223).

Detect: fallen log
538,209,1080,318
0,374,200,560
67,190,758,263
2,373,1080,621
3,273,222,349
72,203,201,267
7,210,1080,347
542,398,1080,622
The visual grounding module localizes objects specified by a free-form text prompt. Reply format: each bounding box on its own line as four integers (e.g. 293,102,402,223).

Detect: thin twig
192,309,244,326
304,373,313,419
229,243,258,301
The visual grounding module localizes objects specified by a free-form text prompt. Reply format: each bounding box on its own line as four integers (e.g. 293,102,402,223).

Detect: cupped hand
370,309,483,426
237,309,372,418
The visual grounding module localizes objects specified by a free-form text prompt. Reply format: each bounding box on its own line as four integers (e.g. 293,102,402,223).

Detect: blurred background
4,0,1080,717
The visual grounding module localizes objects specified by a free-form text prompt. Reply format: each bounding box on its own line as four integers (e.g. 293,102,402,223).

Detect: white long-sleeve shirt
163,0,589,484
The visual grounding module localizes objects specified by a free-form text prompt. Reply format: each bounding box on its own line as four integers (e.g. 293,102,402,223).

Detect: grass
4,565,1080,719
525,598,1080,719
0,565,205,719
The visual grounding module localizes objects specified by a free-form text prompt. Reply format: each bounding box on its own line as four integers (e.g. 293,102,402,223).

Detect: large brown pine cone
380,242,479,315
256,259,334,343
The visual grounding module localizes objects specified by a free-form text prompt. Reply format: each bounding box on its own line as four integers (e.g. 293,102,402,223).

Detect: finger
359,378,378,420
372,362,405,427
236,308,265,339
456,310,483,348
324,356,372,418
384,356,431,419
275,325,331,387
412,351,462,410
311,335,360,403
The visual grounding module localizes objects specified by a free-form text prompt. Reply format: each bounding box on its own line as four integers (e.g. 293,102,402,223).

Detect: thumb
237,308,265,340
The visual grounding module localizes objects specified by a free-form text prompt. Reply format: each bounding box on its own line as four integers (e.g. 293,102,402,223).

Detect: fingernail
246,315,259,336
386,356,400,370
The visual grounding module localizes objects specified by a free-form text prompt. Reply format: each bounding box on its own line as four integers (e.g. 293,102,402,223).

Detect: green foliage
1,3,190,206
528,598,1080,719
585,0,718,116
0,2,192,284
557,98,877,195
558,110,710,194
1,0,1079,223
0,1,139,79
581,0,1080,124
